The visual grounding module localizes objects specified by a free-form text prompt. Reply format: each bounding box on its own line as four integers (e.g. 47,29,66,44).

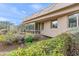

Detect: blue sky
0,3,49,25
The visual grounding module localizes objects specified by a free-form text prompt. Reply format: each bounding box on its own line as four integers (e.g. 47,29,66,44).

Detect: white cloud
10,7,22,16
10,7,27,18
0,4,26,19
0,4,47,25
31,4,43,10
0,17,9,21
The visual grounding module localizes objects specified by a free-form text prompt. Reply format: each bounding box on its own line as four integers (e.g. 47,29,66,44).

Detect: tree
0,21,17,31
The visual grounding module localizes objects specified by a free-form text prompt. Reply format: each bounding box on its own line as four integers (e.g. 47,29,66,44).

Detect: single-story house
23,3,79,37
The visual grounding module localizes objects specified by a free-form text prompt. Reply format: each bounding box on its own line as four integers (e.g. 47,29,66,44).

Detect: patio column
77,16,78,27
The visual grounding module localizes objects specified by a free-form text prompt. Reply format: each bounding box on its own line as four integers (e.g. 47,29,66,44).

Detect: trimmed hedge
7,33,72,56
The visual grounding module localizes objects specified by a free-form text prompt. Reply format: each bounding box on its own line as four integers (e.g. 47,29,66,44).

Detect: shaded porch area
24,22,44,34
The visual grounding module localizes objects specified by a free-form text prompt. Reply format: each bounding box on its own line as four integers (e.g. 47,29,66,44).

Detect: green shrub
0,34,13,44
0,35,6,41
0,31,25,45
0,32,14,42
0,32,15,45
7,33,72,56
24,35,33,43
8,48,26,56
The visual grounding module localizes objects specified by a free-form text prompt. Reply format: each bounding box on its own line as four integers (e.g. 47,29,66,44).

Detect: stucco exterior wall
41,15,68,37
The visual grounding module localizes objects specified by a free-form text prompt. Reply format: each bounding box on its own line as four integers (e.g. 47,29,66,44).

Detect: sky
0,3,49,25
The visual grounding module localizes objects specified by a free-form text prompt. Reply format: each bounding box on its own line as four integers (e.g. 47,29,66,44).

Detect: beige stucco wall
41,15,68,37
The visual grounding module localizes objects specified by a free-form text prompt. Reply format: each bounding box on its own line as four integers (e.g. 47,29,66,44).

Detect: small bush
8,33,72,56
0,32,15,44
0,34,14,45
0,35,6,42
24,35,33,43
0,32,25,45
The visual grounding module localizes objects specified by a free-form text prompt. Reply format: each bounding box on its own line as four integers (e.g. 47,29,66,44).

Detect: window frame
51,19,58,28
68,13,79,28
26,23,35,30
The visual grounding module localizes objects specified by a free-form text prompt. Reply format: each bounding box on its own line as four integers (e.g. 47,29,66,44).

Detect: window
26,23,34,30
69,13,79,28
51,20,58,28
29,24,34,30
